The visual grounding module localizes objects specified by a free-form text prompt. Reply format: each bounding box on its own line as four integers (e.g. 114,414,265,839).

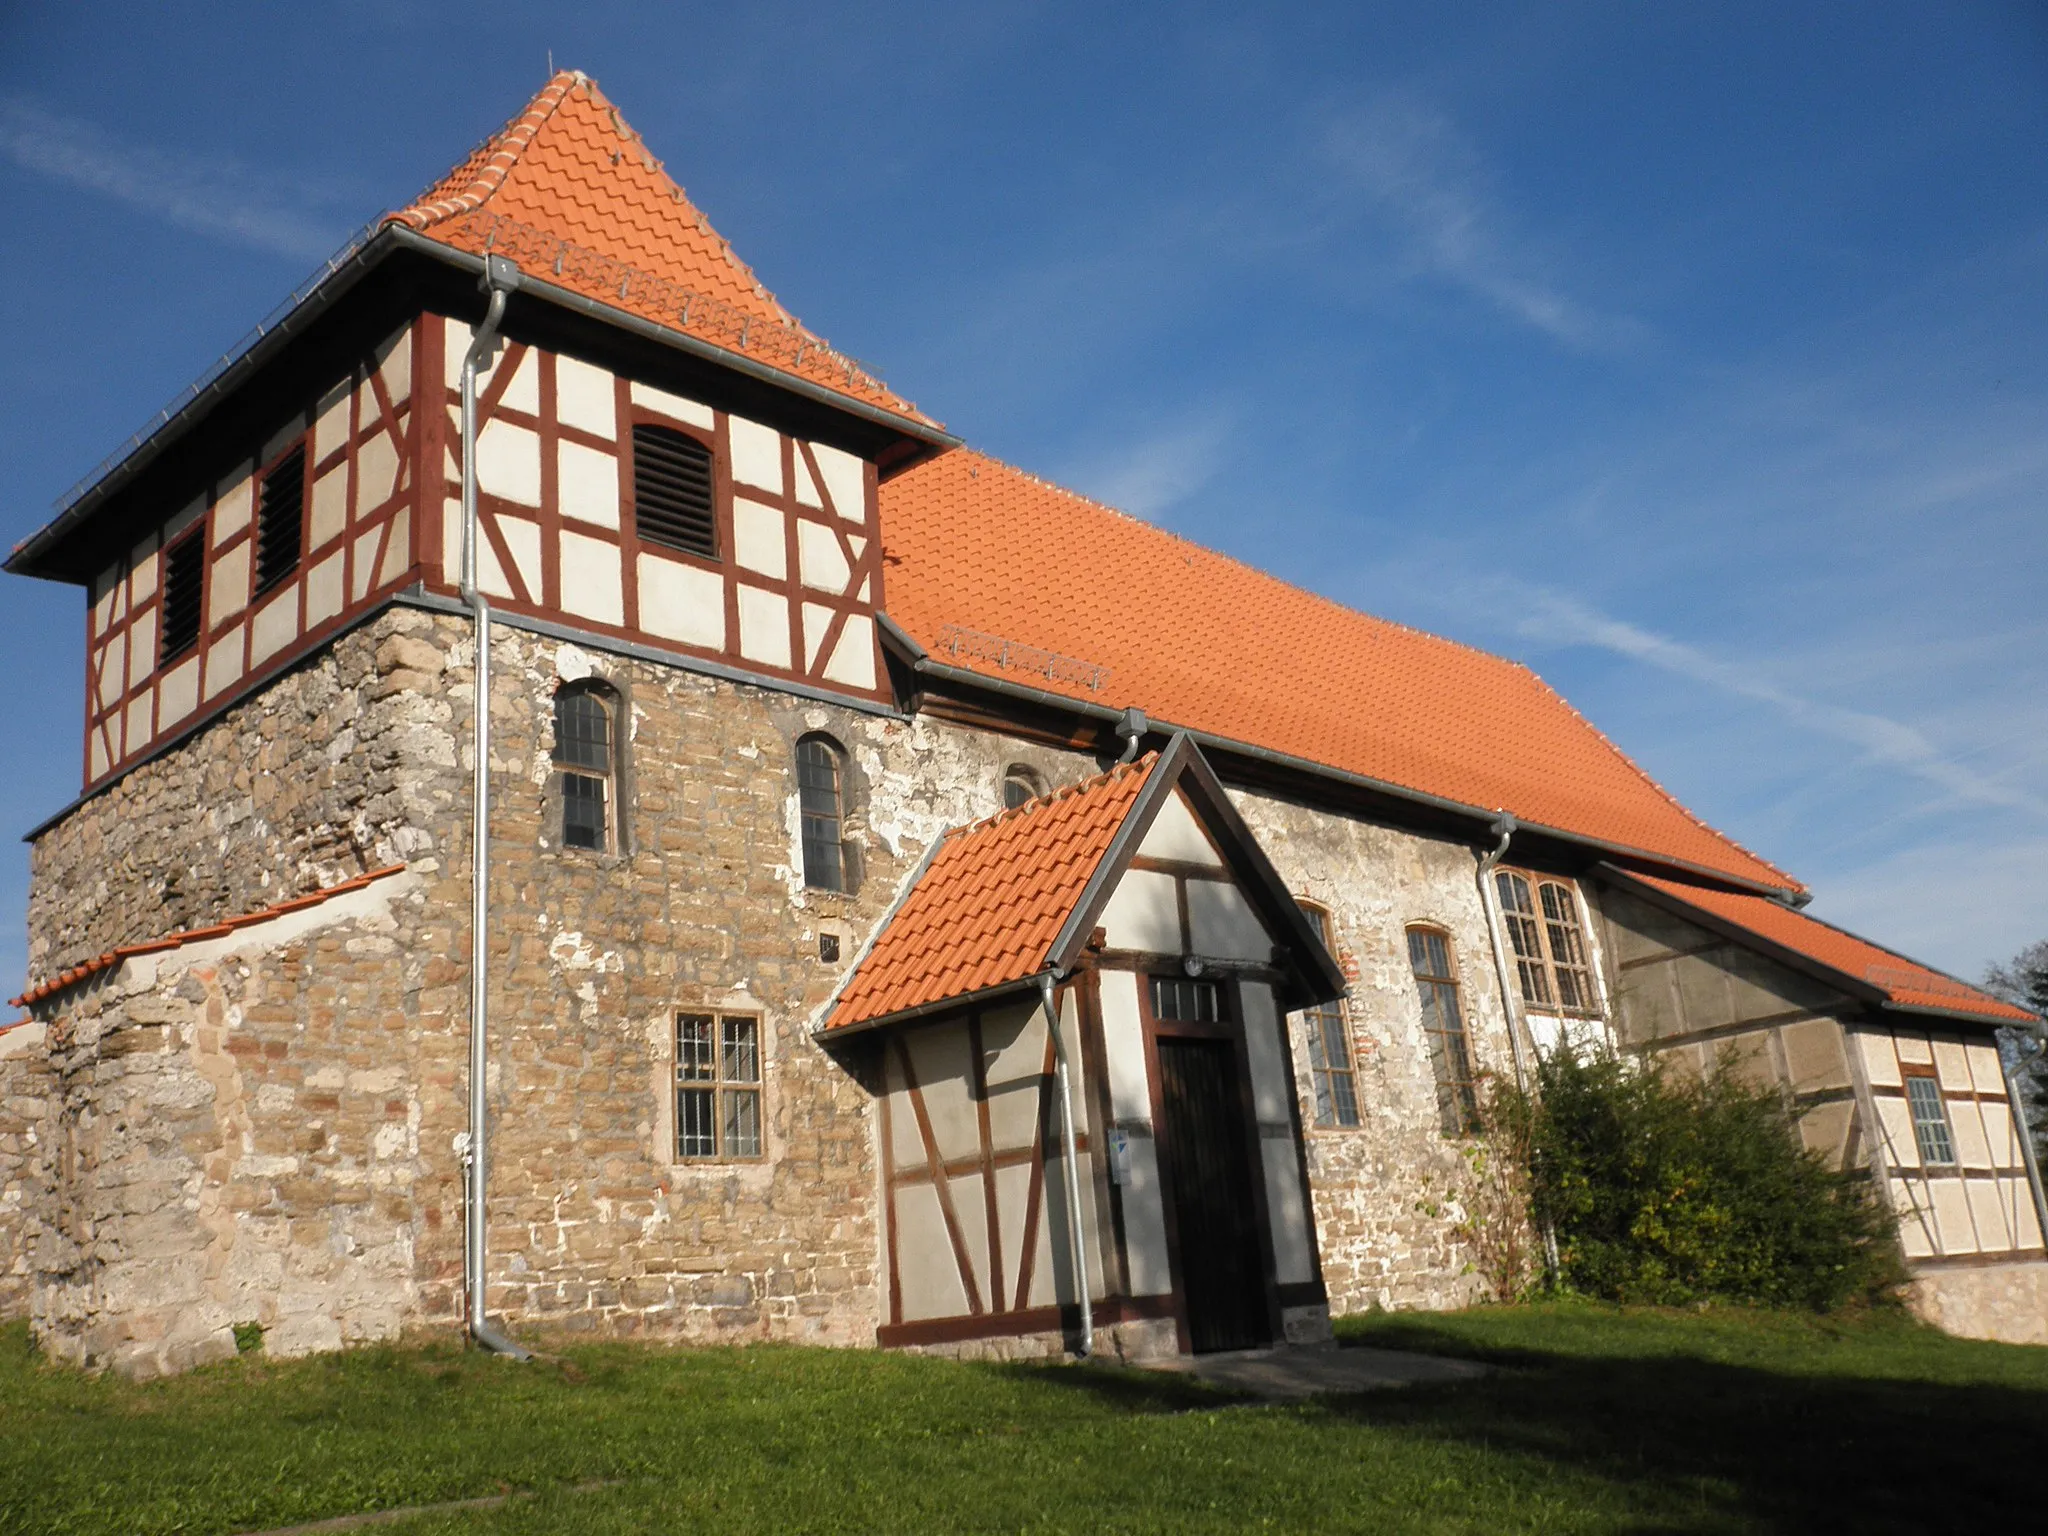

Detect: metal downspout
1474,813,1529,1093
1115,707,1148,764
459,256,531,1360
1040,972,1094,1357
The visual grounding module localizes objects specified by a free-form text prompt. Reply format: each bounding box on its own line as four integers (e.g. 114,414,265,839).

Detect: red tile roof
826,756,1157,1031
879,449,1798,895
10,865,409,1010
388,71,936,431
1622,872,2032,1025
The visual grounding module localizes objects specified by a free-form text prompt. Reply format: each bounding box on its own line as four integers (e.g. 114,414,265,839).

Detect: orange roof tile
826,756,1157,1030
879,449,1797,894
1621,871,2032,1026
388,72,937,431
10,865,409,1010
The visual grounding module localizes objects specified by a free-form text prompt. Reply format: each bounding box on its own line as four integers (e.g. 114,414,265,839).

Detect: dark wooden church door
1156,1037,1271,1353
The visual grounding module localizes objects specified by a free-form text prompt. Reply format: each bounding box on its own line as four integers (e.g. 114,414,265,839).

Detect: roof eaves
1594,862,1887,1007
7,222,395,583
908,650,1804,902
384,227,960,452
1042,742,1177,972
1594,864,2031,1028
818,974,1044,1040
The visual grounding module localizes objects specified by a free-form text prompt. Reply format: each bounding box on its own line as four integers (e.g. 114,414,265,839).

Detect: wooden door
1156,1037,1270,1353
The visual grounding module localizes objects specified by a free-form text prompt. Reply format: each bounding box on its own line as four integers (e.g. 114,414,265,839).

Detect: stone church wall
11,599,1572,1369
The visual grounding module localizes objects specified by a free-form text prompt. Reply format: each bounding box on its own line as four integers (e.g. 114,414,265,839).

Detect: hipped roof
389,71,937,432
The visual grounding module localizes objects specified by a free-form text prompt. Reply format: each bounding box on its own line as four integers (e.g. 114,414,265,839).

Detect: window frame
796,732,855,893
1495,869,1603,1017
551,680,622,855
1000,763,1048,811
673,1010,765,1163
251,437,309,599
1293,902,1361,1129
1903,1069,1958,1168
625,413,724,569
1406,924,1480,1137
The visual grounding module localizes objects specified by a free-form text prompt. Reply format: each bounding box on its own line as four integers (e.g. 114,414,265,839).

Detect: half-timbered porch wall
872,784,1328,1358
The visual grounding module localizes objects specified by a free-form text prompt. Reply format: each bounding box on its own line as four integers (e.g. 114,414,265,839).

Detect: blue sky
1,3,2043,990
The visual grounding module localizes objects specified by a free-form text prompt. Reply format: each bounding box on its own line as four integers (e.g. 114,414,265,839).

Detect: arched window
796,734,850,891
1295,902,1360,1128
1001,763,1046,810
1494,870,1599,1013
1407,926,1479,1135
554,683,618,852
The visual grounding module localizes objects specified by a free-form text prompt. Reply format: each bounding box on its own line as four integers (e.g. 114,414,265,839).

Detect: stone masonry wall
1235,793,1516,1314
22,879,439,1377
26,604,453,979
0,1024,51,1317
15,597,1564,1366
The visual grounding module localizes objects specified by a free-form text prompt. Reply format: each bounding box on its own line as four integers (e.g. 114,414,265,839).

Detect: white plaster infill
12,864,419,1018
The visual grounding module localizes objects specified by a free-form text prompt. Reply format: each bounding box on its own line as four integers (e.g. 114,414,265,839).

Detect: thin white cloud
1062,410,1236,520
1319,92,1640,352
1501,582,2048,821
0,98,346,262
1811,834,2048,980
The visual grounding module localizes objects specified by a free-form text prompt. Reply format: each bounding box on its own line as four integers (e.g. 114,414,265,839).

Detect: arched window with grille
796,733,853,891
1295,902,1360,1128
553,682,621,852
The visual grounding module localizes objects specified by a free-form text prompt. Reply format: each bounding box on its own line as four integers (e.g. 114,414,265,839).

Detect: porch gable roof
821,734,1344,1034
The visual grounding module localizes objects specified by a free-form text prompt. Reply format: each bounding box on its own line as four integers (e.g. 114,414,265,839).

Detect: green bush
1509,1048,1899,1311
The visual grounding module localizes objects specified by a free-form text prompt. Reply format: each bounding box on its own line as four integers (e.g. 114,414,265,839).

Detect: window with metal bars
632,423,717,558
1150,975,1221,1025
1296,903,1359,1127
159,532,205,665
253,444,306,596
675,1013,762,1160
796,734,849,891
552,685,617,851
1905,1074,1957,1167
1495,870,1601,1015
1408,926,1479,1136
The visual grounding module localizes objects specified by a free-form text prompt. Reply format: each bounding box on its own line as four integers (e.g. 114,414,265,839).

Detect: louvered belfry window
253,444,306,596
632,423,717,558
159,532,205,665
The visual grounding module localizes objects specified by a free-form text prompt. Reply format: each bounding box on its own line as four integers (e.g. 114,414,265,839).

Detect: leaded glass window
1296,903,1359,1128
1496,870,1602,1015
1408,926,1479,1136
553,687,615,851
797,735,847,891
1906,1074,1956,1167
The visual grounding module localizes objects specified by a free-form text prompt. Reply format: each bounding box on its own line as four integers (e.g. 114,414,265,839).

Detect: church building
2,73,2041,1376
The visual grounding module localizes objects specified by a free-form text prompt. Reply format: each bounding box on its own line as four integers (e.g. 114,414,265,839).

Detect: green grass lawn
0,1304,2041,1535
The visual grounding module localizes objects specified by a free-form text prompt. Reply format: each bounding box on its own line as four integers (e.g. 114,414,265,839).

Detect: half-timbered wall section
1855,1024,2044,1265
427,315,886,703
80,325,420,788
1592,881,1871,1167
877,991,1109,1351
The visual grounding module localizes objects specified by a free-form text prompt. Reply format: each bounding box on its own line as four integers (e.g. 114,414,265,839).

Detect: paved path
1139,1342,1490,1400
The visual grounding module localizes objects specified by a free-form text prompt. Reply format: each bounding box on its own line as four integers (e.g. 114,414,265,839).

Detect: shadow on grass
1020,1320,2048,1534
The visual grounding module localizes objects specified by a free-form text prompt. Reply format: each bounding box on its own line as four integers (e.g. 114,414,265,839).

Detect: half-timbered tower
2,71,2041,1375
